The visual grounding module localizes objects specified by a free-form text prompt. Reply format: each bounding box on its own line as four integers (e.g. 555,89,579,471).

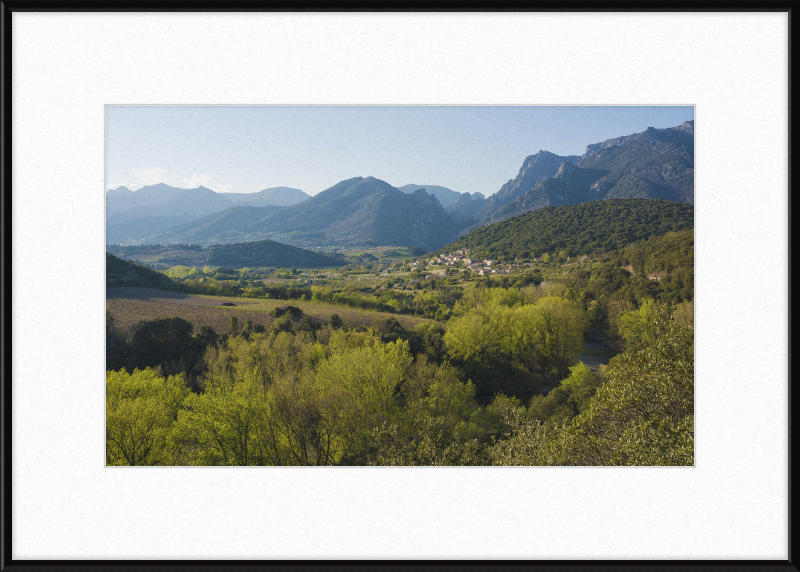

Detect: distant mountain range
107,121,694,252
397,184,476,208
141,205,287,245
218,187,310,206
106,184,311,244
446,192,487,222
397,184,486,222
133,177,459,252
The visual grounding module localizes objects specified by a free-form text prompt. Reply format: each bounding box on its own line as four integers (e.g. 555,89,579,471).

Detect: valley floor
106,287,433,336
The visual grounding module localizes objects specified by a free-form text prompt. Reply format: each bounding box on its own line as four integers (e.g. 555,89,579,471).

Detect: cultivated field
256,277,298,284
125,249,208,270
106,287,433,335
337,246,421,262
106,287,257,305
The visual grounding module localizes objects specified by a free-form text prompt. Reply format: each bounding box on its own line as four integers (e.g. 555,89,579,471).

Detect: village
411,248,539,277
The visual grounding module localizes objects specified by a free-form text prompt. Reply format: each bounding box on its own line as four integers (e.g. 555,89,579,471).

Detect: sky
106,106,694,197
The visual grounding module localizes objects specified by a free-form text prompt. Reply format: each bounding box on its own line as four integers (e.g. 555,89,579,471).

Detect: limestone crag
446,192,486,222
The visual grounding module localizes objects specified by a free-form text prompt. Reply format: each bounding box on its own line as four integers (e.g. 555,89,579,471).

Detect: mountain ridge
107,120,694,252
129,177,459,251
460,121,693,233
106,184,312,244
397,184,467,207
459,150,582,232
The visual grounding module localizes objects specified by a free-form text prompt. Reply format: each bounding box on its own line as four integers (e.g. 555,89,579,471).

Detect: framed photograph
3,4,792,568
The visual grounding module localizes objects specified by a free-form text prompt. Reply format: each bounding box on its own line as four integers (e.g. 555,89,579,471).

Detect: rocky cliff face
578,121,694,204
397,184,463,207
460,150,581,232
463,121,694,232
582,120,694,159
404,189,460,251
480,150,581,215
446,192,486,221
491,160,609,222
676,120,694,135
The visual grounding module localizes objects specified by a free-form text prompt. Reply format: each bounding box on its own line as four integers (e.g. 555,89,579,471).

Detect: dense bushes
561,228,693,340
489,304,693,466
106,301,692,466
106,315,220,381
109,330,485,466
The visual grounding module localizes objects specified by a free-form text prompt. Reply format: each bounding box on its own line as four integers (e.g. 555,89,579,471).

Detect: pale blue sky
105,106,694,197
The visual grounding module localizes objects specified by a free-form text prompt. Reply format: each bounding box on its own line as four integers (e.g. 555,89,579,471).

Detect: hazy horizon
106,105,694,197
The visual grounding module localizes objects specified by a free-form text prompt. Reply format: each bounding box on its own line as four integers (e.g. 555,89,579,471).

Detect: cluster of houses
415,249,538,276
647,271,669,281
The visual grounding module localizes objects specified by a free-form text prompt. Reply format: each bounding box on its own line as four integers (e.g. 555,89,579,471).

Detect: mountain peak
138,182,178,190
396,184,463,207
676,120,694,134
523,150,556,164
555,160,576,177
583,121,694,158
165,175,460,251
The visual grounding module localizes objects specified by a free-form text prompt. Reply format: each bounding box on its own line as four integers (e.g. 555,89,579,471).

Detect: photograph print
105,105,694,467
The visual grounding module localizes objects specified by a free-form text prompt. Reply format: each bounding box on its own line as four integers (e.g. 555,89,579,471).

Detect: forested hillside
563,227,693,341
608,227,694,275
106,253,184,290
435,199,693,260
206,239,344,268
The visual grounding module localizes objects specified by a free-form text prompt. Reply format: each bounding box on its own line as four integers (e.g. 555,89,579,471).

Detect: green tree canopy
106,368,189,466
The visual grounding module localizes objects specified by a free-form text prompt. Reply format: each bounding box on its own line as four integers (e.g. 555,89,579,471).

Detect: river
577,339,622,371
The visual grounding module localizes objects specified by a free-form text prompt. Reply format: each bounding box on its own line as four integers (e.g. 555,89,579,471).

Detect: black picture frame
1,2,795,570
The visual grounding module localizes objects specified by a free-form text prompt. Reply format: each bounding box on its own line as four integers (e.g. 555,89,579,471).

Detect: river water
577,339,622,371
530,339,622,397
